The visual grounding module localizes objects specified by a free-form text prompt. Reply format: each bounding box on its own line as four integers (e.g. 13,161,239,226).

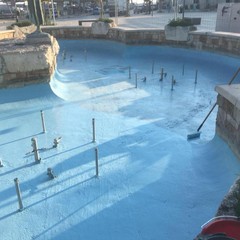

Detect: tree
27,0,44,29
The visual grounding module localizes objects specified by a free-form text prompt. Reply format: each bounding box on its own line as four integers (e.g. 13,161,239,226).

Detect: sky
0,40,240,240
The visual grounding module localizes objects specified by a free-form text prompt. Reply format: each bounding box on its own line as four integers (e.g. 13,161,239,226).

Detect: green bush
11,20,33,28
167,18,193,27
98,18,113,23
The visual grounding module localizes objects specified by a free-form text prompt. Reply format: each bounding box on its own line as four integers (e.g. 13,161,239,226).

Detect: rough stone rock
216,176,240,217
0,31,59,88
13,25,37,39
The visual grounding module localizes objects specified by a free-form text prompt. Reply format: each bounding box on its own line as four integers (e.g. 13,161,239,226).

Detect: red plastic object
201,217,240,240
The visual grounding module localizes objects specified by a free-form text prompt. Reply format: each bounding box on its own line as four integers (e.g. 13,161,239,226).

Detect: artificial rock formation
216,176,240,217
0,31,59,88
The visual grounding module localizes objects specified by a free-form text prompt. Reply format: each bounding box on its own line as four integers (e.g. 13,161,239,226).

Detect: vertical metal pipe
14,178,24,211
40,110,46,133
152,60,155,74
92,118,96,143
84,49,87,62
171,75,174,91
135,73,138,88
182,64,185,75
129,66,131,79
32,138,41,163
195,69,198,84
160,67,164,81
95,147,99,177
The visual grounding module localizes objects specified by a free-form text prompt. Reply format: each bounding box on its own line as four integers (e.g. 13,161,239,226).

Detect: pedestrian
16,8,20,22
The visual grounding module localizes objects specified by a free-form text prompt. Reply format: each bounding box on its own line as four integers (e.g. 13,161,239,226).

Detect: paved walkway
54,11,217,31
0,11,217,32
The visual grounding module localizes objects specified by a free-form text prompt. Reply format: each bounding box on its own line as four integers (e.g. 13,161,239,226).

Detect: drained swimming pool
1,40,240,239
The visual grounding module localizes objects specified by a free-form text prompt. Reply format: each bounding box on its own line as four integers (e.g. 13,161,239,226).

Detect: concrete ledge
0,30,15,40
215,84,240,107
42,26,240,56
216,84,240,160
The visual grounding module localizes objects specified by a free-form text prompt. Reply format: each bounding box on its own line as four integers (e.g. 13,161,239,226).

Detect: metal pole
31,138,41,163
95,147,99,177
135,73,138,88
152,60,155,74
129,66,131,79
182,64,185,76
182,0,185,19
92,118,96,143
14,178,24,211
160,68,164,81
171,75,174,91
84,49,87,62
51,0,56,25
195,69,198,84
40,110,46,133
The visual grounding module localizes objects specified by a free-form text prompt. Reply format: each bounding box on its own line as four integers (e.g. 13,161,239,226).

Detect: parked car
92,7,100,15
134,5,143,14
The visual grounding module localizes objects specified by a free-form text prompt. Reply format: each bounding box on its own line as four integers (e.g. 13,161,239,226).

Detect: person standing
16,8,20,22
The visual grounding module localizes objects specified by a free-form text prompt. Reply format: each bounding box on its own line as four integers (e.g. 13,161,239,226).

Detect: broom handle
197,103,217,132
228,67,240,85
197,67,240,132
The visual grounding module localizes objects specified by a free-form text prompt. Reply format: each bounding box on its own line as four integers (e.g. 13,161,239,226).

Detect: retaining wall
42,26,240,55
0,30,15,40
216,84,240,160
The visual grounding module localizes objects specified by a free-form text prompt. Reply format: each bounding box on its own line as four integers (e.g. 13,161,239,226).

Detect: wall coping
215,84,240,108
0,30,15,34
42,25,240,36
191,30,240,38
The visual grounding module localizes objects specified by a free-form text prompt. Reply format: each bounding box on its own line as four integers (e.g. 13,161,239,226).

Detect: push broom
187,67,240,140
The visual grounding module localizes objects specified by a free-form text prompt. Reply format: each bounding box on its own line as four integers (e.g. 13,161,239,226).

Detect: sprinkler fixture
62,50,66,60
195,69,198,84
40,110,46,133
31,138,41,163
95,147,99,177
92,118,96,143
160,68,167,81
84,49,87,61
53,137,62,148
14,178,24,211
47,168,57,179
171,76,175,91
152,60,155,74
135,73,138,88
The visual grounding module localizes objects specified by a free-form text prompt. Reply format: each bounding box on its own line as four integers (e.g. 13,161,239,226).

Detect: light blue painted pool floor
0,40,240,239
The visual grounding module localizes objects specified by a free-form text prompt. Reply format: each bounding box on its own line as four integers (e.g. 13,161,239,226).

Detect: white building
163,0,237,10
